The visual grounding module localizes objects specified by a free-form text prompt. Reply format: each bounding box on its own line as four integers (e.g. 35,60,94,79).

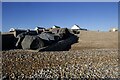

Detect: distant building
52,25,60,28
9,28,27,32
71,24,87,31
109,28,118,32
34,27,45,30
9,28,15,32
34,27,46,34
71,24,80,30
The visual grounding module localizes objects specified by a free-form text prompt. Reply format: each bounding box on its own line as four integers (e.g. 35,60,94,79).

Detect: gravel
1,49,119,79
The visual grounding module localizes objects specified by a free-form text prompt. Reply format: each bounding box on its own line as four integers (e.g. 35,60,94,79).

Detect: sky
2,2,118,32
2,0,120,2
0,1,1,31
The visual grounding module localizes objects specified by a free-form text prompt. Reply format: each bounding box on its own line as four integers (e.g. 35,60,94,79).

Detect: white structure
9,28,27,32
109,28,118,32
71,24,80,30
52,25,60,28
34,27,45,30
9,28,15,32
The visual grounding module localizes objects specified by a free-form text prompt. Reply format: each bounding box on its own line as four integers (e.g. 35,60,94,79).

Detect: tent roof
71,24,80,29
52,25,60,28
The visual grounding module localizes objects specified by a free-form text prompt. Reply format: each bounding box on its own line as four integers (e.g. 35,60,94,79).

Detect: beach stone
57,28,71,39
15,32,28,48
38,32,61,46
21,35,44,50
51,28,71,39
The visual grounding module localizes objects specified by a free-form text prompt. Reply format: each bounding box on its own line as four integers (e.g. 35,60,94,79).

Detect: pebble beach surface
2,49,119,79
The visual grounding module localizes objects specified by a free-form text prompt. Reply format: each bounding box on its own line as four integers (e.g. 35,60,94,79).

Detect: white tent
9,28,27,32
52,25,60,28
109,28,118,32
71,24,80,30
34,27,45,30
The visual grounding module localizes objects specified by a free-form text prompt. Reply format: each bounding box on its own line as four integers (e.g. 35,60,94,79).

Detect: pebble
2,49,119,79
